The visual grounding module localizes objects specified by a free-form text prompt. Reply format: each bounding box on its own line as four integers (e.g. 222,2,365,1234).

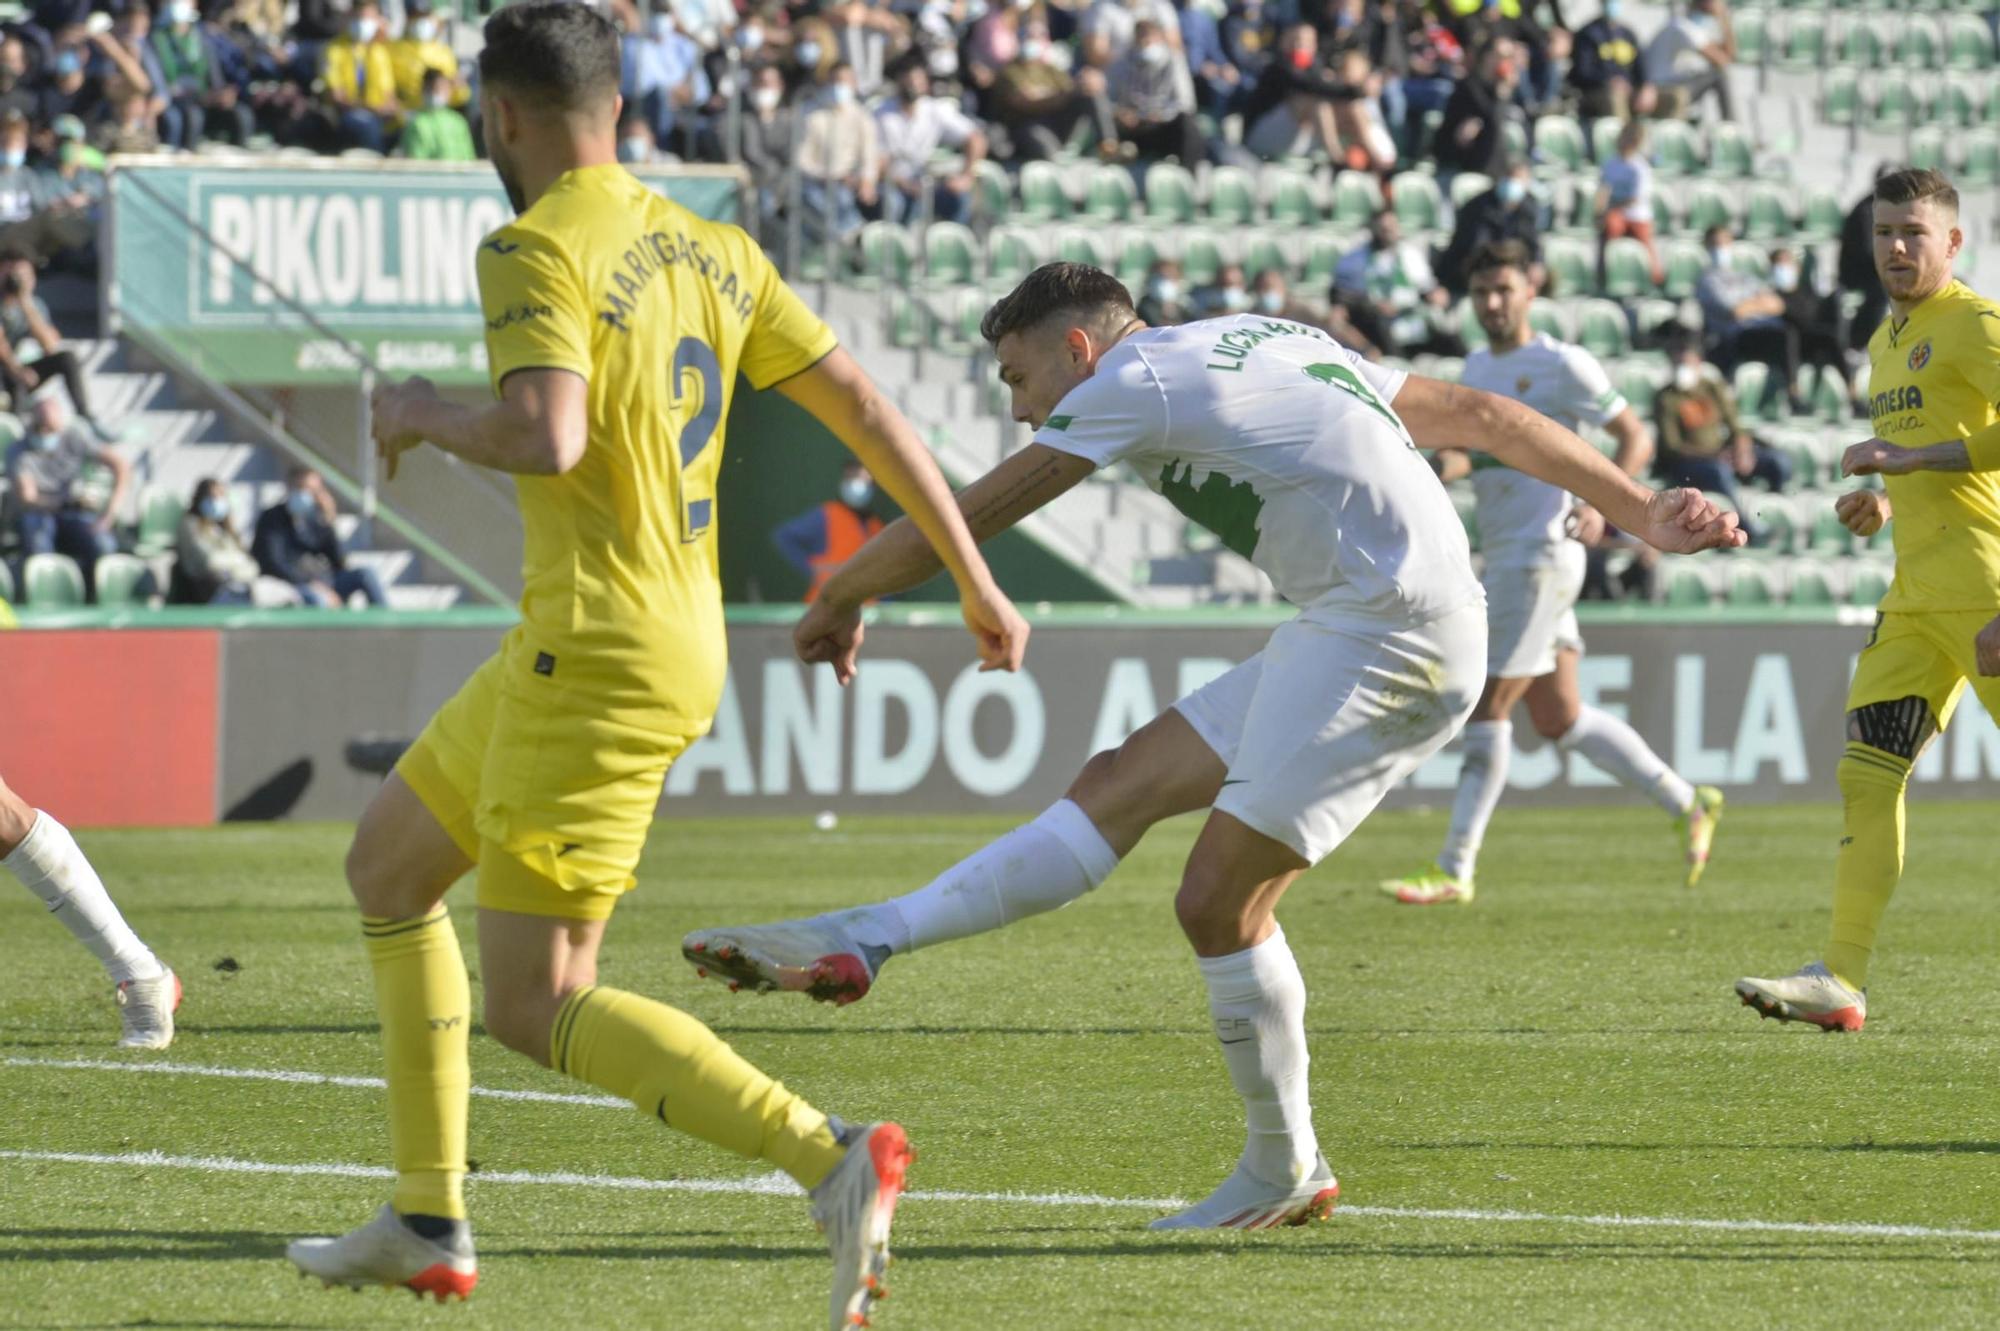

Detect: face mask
619,134,650,161
1022,37,1047,59
1770,263,1798,293
928,46,958,76
1496,178,1526,206
795,40,822,66
170,2,198,25
1672,363,1701,391
1688,13,1717,39
751,86,781,111
409,16,437,40
424,90,448,109
1289,47,1312,69
1602,0,1622,19
1494,59,1517,81
287,488,318,519
648,12,676,39
1220,284,1248,310
31,430,59,452
839,478,874,508
199,495,228,521
1139,42,1169,67
1150,277,1180,304
738,24,764,50
1,149,24,169
352,17,379,41
830,83,855,106
1257,289,1284,314
54,51,81,76
1708,244,1732,269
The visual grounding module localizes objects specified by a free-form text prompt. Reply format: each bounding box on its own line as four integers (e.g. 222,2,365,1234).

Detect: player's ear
1063,324,1093,370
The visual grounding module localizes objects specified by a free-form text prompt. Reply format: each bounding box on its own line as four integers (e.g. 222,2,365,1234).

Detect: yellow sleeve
476,229,593,397
1960,307,2000,471
322,43,356,100
738,248,838,391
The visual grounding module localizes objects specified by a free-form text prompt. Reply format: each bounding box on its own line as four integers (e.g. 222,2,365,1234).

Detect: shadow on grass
1392,1140,2000,1155
0,1227,283,1263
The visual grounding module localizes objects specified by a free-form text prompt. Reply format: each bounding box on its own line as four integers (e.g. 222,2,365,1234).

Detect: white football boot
1735,961,1867,1032
1149,1157,1340,1231
811,1118,914,1330
683,910,882,1006
287,1204,477,1301
116,966,180,1050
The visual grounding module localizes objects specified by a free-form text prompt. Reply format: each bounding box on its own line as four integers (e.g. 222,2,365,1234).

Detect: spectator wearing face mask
1251,267,1316,323
88,8,174,141
1651,333,1791,542
1081,0,1182,69
0,39,36,126
771,462,886,603
389,1,465,111
320,1,400,152
146,0,245,146
738,64,796,226
1193,262,1255,318
0,254,110,434
1434,35,1523,180
170,478,259,605
0,113,90,267
252,465,386,608
795,62,879,245
1437,157,1542,295
1176,0,1240,117
399,67,475,160
1135,259,1188,325
876,54,987,225
825,0,907,98
622,7,711,158
1769,245,1863,418
1107,18,1200,165
1595,119,1662,288
992,20,1109,162
1243,25,1370,165
966,0,1032,106
1695,224,1799,415
35,39,96,131
93,78,162,156
7,395,126,600
1330,208,1462,357
786,17,836,89
1569,0,1654,120
1642,0,1734,121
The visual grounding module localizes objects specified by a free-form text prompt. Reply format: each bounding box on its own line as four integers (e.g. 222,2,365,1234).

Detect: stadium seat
1733,10,1768,66
1946,13,1996,68
1837,15,1888,67
1807,506,1855,554
1054,227,1107,270
1329,170,1383,227
1779,13,1829,71
1663,562,1713,606
1241,234,1289,284
1937,73,1983,127
1533,116,1588,174
1454,299,1488,351
1447,171,1492,210
1708,122,1757,179
1543,235,1593,297
1799,188,1845,240
1083,165,1138,222
92,552,150,607
886,292,928,349
1865,76,1923,131
1680,181,1736,236
1661,240,1706,298
1018,161,1071,221
932,288,989,355
1786,562,1836,606
1728,564,1779,606
1115,232,1160,289
1389,171,1442,232
1848,563,1892,607
1144,162,1197,225
1601,237,1657,299
22,552,84,606
0,559,12,605
1574,299,1630,360
1896,16,1943,69
1617,360,1665,417
1729,247,1771,280
854,222,916,287
1960,133,2000,186
135,485,185,557
1908,127,1949,174
1821,67,1861,126
1650,120,1705,177
1528,298,1572,341
1747,494,1798,551
1588,116,1622,165
923,222,979,286
1301,232,1347,286
1181,231,1225,285
971,160,1011,224
1207,165,1258,226
1742,184,1795,240
1734,362,1777,421
987,225,1045,284
0,412,20,451
1264,167,1320,226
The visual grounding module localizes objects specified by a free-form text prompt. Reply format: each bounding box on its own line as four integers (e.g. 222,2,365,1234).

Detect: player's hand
1978,613,2000,677
370,375,438,481
960,578,1029,674
1835,488,1891,538
795,595,866,685
1841,438,1916,477
1638,486,1746,553
1566,503,1606,546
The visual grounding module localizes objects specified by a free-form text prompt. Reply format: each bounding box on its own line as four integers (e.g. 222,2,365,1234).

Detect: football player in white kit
682,264,1743,1230
1381,242,1725,907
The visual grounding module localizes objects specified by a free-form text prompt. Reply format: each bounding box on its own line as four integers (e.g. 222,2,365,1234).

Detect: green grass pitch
4,802,1999,1329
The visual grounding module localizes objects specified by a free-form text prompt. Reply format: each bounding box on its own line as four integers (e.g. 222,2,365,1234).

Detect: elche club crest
1908,339,1932,372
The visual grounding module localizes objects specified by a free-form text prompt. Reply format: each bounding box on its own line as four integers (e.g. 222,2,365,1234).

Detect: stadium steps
71,338,465,608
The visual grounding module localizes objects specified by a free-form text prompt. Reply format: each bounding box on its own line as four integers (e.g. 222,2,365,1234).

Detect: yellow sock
362,905,471,1220
550,985,845,1189
1824,743,1911,990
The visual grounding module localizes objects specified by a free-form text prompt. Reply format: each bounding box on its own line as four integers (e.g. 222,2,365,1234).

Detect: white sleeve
1335,341,1409,404
1558,346,1628,428
1030,348,1166,467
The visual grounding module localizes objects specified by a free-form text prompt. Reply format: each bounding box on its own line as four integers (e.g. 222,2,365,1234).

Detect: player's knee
1845,698,1935,764
344,834,428,918
1173,872,1249,954
1531,710,1577,743
1066,748,1121,804
481,983,563,1064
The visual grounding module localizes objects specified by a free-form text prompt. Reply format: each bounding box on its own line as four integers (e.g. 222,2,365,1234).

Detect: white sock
846,799,1122,954
5,810,163,985
1439,720,1511,882
1200,927,1317,1188
1557,706,1694,816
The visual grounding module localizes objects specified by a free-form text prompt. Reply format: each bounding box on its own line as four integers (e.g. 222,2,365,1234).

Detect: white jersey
1459,333,1627,570
1031,315,1480,620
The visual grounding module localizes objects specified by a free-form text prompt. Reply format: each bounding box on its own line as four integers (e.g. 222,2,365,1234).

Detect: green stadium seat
921,222,978,286
1937,73,1982,127
1534,116,1588,174
1908,127,1949,173
1114,231,1160,289
1779,13,1828,70
1389,171,1442,232
1083,165,1137,222
1018,161,1070,221
1617,361,1664,418
1946,13,1996,68
1601,237,1657,299
22,552,84,606
1729,247,1771,280
971,160,1011,224
1329,170,1383,227
1808,506,1855,554
987,225,1045,285
92,552,150,607
1589,117,1622,165
1733,10,1768,65
1822,67,1861,125
1897,16,1943,68
1786,562,1835,606
1181,231,1224,285
1501,118,1527,164
1734,362,1778,421
1663,562,1713,606
1651,120,1705,177
1865,77,1923,130
1708,123,1757,179
1448,171,1493,210
1662,239,1707,299
1543,235,1593,298
1455,299,1488,351
1961,134,2000,186
0,412,19,452
887,292,928,349
1747,495,1797,551
1728,565,1779,606
1207,165,1258,226
1680,181,1736,235
1301,233,1346,287
0,558,12,607
1054,227,1107,270
1575,299,1630,360
1849,563,1892,606
135,485,184,557
1837,15,1887,66
1799,188,1845,240
1528,299,1572,341
1264,167,1320,226
1242,235,1289,285
1144,162,1197,225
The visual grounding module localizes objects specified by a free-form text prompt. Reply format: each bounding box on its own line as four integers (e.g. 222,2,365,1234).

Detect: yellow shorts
397,643,689,921
1847,610,2000,731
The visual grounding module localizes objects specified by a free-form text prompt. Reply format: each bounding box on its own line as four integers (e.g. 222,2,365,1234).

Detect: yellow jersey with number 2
1866,278,2000,614
476,163,836,737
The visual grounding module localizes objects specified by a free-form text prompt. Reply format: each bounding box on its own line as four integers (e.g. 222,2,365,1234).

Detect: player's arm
1431,447,1471,483
1392,374,1745,553
1603,405,1652,477
372,369,587,477
795,444,1095,684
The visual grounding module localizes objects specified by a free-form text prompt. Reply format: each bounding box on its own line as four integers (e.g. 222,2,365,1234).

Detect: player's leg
1383,671,1532,905
684,665,1244,1003
1736,614,1960,1029
0,771,178,1048
1160,605,1482,1230
1526,646,1721,886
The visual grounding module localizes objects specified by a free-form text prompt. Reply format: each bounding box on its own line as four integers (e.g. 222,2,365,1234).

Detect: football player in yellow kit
283,5,1028,1326
1737,168,2000,1032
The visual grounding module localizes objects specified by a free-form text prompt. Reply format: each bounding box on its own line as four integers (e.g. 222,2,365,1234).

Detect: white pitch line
4,1148,1999,1242
5,1056,627,1109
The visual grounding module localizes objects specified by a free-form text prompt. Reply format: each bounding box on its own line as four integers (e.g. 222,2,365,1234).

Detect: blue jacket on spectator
252,499,345,589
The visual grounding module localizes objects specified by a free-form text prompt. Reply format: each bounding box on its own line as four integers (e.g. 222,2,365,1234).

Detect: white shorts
1483,542,1586,679
1173,602,1485,865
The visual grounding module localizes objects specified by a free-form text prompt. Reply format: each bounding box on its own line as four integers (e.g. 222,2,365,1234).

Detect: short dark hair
478,0,621,111
1465,240,1534,283
1874,167,1958,219
981,263,1135,346
285,463,319,486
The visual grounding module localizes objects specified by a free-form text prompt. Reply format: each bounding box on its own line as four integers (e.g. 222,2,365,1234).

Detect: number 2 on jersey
671,336,722,542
